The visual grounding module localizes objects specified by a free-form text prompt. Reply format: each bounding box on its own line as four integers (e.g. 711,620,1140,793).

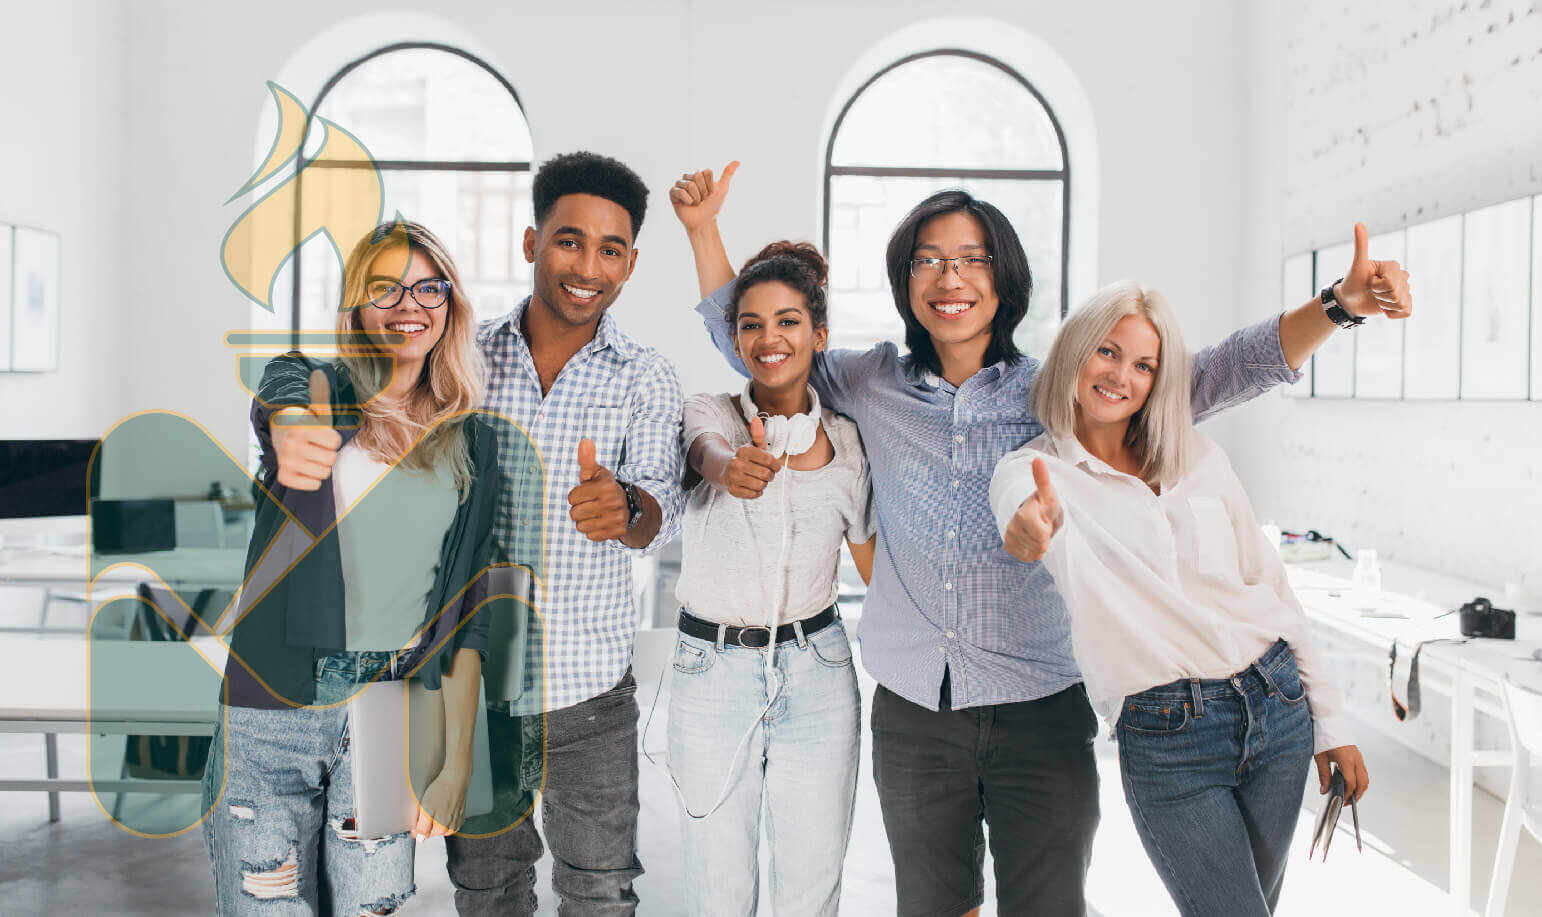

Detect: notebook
348,678,496,838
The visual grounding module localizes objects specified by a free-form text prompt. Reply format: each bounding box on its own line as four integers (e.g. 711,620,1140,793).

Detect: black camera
1458,597,1516,640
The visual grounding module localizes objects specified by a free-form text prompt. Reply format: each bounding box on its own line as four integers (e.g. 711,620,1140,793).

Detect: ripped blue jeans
202,651,416,916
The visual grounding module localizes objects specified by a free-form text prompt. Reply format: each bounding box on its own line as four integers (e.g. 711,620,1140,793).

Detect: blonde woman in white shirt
988,281,1369,917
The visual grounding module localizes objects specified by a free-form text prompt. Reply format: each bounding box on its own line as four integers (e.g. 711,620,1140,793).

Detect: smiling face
1074,313,1162,434
906,210,1000,368
524,192,638,329
733,280,827,395
355,244,449,377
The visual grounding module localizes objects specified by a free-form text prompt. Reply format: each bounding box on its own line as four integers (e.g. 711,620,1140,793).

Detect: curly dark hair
729,241,829,327
884,189,1034,374
532,151,649,240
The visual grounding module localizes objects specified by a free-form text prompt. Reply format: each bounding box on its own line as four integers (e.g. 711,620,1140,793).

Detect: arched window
288,43,532,330
823,50,1069,355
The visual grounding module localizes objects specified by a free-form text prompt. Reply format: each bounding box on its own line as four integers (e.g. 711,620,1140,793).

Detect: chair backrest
135,582,228,640
1501,677,1542,761
173,501,225,548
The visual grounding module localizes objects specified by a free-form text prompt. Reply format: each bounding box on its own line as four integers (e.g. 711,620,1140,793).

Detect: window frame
287,41,531,336
821,48,1073,320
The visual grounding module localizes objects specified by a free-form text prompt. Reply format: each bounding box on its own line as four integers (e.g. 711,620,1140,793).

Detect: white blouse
989,429,1353,754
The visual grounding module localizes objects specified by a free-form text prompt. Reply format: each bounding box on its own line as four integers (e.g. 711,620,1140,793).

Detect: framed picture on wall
9,226,60,372
1460,198,1529,399
1353,229,1406,399
1280,252,1313,397
0,224,12,372
1403,214,1462,400
1312,241,1355,397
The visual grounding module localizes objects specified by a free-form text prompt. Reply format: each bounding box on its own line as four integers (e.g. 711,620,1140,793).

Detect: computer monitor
0,439,100,544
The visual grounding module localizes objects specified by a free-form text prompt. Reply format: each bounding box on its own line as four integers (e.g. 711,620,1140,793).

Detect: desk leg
44,733,60,823
1451,670,1474,915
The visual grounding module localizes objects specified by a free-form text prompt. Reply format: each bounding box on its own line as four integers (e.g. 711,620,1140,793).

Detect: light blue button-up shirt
699,284,1300,711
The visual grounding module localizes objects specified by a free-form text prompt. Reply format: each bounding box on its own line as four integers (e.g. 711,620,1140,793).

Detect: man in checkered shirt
444,152,684,917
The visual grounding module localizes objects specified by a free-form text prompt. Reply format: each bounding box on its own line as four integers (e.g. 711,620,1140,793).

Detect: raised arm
670,163,739,298
1278,222,1412,369
1192,222,1413,421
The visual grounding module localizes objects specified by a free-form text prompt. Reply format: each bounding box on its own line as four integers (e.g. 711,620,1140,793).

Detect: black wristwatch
1320,279,1365,330
619,480,644,531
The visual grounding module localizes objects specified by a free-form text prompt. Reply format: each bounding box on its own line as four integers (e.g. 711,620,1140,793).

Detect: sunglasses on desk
1309,765,1362,861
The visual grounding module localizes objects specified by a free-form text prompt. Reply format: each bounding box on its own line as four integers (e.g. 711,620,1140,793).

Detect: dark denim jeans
1117,639,1315,917
444,670,642,916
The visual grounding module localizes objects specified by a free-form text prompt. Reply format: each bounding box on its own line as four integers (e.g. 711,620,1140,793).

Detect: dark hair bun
744,241,827,288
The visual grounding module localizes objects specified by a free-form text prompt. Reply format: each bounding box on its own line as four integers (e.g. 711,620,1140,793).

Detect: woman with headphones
665,174,876,916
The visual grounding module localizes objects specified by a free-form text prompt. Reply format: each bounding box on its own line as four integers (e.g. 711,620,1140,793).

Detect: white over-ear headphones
740,382,821,457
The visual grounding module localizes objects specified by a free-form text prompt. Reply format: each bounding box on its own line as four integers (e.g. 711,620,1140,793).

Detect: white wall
0,1,127,438
96,0,1252,466
1235,0,1542,592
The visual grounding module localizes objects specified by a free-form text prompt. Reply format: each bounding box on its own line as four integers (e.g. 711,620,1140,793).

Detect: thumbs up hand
1334,222,1413,320
1002,457,1063,563
568,438,630,542
271,368,343,491
724,415,782,500
669,161,739,232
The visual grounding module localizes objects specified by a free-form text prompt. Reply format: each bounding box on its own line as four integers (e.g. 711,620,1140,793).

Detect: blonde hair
335,221,485,497
1030,280,1193,486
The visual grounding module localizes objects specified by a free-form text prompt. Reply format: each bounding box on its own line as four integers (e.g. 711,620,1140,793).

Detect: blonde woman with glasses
988,281,1370,917
204,221,502,915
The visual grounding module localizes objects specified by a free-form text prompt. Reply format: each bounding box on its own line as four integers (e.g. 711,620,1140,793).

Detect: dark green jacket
222,354,507,709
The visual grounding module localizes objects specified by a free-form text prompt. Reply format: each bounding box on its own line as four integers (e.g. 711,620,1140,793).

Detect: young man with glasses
673,167,1411,916
444,151,684,917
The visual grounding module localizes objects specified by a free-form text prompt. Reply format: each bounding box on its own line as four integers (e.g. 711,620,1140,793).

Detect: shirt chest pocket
1187,496,1240,583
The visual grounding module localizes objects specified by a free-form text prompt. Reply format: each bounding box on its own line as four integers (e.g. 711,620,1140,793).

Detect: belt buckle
736,625,772,649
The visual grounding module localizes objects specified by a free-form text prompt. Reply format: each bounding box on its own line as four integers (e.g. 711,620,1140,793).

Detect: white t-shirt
988,428,1353,754
676,392,876,627
332,441,458,651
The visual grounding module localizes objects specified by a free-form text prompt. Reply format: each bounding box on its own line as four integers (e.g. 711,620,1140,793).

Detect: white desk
0,546,248,589
0,636,227,822
1290,559,1542,915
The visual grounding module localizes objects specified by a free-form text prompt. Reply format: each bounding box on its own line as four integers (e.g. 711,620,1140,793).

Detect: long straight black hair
884,190,1034,375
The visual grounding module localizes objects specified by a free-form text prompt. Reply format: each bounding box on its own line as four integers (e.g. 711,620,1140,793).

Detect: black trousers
871,675,1101,917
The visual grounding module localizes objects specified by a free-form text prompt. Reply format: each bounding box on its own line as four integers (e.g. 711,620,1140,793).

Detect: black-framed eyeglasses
908,255,994,280
365,278,452,310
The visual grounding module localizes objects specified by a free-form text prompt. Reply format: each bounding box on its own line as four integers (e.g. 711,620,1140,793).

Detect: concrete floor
2,623,1540,914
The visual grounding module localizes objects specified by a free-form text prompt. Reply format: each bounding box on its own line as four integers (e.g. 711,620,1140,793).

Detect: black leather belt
677,605,838,649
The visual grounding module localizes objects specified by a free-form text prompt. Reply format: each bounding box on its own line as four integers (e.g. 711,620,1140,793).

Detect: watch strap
1320,279,1365,330
619,480,643,530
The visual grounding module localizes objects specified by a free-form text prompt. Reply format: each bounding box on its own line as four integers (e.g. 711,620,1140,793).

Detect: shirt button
954,434,965,443
944,582,953,591
938,646,946,654
946,630,956,639
946,529,956,539
951,479,961,488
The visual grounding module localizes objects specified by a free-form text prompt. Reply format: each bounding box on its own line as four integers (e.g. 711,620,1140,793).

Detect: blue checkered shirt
481,297,684,713
699,284,1301,711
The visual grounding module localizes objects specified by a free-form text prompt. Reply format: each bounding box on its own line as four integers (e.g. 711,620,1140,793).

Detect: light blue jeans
202,651,417,915
1117,639,1315,917
666,615,861,916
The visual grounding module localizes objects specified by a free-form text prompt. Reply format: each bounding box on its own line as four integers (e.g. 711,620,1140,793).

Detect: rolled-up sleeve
612,355,685,554
695,281,748,379
1191,315,1304,422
